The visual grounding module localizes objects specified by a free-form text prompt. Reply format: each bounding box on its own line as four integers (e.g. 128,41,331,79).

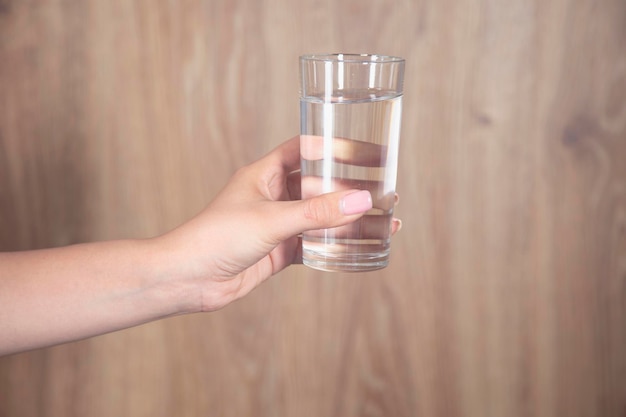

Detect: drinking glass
299,53,405,272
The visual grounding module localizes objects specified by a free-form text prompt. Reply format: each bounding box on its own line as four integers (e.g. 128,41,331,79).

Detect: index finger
300,135,388,167
268,135,301,173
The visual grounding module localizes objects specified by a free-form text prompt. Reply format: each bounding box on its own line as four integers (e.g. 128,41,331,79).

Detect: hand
160,136,401,313
0,136,401,355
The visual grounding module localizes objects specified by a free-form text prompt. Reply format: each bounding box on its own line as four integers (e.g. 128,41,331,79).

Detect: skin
0,136,400,356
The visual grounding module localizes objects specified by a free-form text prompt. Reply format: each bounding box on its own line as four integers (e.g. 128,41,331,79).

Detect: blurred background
0,0,624,416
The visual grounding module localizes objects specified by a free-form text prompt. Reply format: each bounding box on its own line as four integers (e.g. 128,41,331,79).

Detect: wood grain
1,0,625,416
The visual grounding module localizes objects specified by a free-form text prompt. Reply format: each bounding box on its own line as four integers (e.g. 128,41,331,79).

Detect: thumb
273,190,373,240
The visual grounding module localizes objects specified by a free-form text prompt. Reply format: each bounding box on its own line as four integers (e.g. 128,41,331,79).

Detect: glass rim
300,53,404,64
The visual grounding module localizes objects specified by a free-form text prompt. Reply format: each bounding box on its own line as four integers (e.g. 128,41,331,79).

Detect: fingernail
341,190,373,215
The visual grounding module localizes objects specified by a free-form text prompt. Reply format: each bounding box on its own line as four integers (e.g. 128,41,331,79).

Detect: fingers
266,135,388,174
255,137,402,254
269,189,373,243
291,236,303,264
303,214,402,240
286,171,301,200
257,135,390,202
287,172,399,207
285,215,399,267
301,175,395,211
391,218,402,235
300,135,387,167
269,135,301,173
391,194,401,235
304,213,392,239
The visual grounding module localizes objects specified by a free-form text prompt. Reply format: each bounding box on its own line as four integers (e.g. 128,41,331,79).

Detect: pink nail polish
341,190,373,215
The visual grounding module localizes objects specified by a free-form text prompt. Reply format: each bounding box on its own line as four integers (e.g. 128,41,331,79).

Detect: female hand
160,136,401,312
0,136,400,355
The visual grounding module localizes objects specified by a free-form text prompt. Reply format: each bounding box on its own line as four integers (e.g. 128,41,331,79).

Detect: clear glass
299,53,405,272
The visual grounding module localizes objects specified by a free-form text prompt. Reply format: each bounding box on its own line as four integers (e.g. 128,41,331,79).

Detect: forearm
0,238,192,355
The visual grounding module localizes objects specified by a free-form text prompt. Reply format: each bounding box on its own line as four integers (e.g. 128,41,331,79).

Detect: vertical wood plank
0,0,624,416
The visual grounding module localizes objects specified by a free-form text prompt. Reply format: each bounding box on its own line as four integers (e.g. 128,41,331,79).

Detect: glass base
302,250,389,272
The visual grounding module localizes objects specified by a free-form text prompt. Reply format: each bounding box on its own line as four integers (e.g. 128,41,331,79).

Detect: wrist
145,232,211,315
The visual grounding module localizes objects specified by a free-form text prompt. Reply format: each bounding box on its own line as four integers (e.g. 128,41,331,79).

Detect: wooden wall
1,1,625,416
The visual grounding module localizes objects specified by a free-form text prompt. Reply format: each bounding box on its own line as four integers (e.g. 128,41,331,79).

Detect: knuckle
303,197,334,224
233,164,253,179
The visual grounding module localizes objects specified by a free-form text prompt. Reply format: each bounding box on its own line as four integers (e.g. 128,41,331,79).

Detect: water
300,89,402,272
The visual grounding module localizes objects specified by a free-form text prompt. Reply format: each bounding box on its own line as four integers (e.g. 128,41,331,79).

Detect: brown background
1,1,625,416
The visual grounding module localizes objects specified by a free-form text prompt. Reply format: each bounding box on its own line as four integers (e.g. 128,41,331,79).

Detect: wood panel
1,0,624,416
